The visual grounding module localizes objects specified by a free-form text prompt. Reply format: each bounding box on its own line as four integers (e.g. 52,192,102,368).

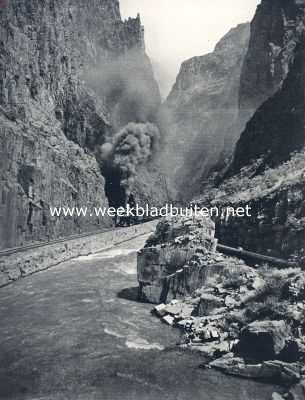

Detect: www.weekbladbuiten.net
49,204,252,220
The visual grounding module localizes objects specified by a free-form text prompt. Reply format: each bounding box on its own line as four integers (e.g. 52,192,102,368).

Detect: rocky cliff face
195,0,305,261
0,0,161,249
229,0,305,176
239,0,301,117
160,23,250,199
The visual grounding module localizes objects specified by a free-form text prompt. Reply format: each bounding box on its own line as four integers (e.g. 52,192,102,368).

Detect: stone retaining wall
0,221,157,288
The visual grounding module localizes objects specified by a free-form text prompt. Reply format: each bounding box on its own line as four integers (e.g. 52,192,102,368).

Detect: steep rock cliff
239,0,301,117
160,23,250,199
229,0,305,176
0,0,161,249
195,0,305,261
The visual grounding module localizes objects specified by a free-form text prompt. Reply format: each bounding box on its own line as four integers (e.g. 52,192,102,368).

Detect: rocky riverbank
138,217,305,397
0,233,280,400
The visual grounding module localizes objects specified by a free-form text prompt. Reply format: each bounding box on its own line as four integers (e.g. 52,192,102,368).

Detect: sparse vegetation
198,148,305,205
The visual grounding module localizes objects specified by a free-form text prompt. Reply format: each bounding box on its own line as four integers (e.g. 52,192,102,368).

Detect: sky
120,0,260,98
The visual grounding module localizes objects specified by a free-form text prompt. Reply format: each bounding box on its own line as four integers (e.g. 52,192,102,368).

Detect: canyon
160,23,250,199
1,0,305,398
4,0,303,257
1,0,304,310
137,1,305,395
161,0,305,203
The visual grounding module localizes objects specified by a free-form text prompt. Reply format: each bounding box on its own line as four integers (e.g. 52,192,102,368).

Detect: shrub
223,271,248,290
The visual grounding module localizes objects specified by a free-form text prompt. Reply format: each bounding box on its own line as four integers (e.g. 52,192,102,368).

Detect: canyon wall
0,0,161,250
239,0,301,117
229,0,305,176
197,0,305,261
160,23,250,199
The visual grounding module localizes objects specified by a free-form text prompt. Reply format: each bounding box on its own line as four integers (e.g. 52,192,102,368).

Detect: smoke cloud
101,122,161,196
83,50,160,130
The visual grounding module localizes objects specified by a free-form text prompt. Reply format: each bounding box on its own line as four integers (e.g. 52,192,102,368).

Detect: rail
0,215,160,258
0,226,125,258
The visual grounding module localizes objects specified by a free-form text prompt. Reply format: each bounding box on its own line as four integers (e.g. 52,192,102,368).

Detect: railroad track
1,224,298,270
0,217,159,258
0,227,119,258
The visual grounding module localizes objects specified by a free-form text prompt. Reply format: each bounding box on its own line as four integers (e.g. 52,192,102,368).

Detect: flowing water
0,235,281,400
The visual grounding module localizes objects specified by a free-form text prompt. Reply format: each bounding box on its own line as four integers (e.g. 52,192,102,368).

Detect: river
0,235,281,400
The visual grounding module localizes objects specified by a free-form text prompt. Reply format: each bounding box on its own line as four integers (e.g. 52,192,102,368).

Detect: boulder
210,355,301,385
260,361,301,386
209,354,263,379
238,320,291,361
271,393,285,400
162,315,175,326
164,302,195,319
189,340,231,359
138,215,218,304
153,303,167,317
197,294,225,316
224,295,240,309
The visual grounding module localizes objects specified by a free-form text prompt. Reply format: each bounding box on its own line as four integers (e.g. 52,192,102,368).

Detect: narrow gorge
159,23,250,199
136,1,305,396
1,1,305,399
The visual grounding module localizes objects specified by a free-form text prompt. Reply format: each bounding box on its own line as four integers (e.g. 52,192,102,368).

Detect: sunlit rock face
159,23,250,200
0,0,161,249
